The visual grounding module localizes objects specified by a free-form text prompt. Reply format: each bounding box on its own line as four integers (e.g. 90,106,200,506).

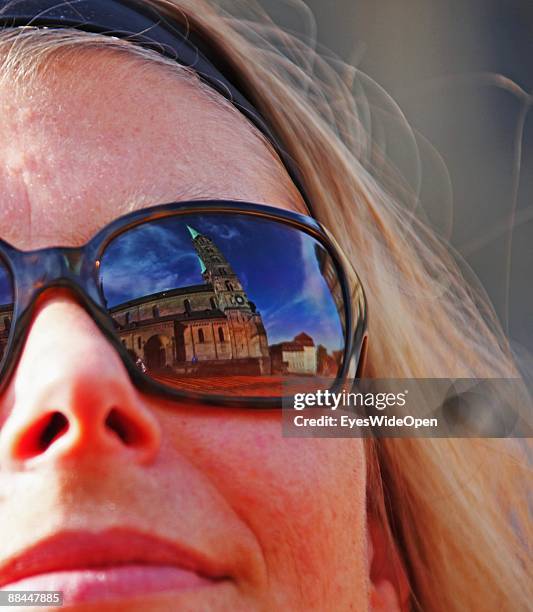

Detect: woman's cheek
158,407,369,608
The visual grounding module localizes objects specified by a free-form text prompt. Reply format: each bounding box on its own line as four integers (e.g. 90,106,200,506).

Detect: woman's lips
0,529,228,605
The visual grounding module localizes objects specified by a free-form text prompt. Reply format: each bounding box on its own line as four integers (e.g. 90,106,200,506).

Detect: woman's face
0,51,371,611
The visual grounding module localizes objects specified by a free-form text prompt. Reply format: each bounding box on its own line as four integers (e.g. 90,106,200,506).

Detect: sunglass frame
0,200,368,408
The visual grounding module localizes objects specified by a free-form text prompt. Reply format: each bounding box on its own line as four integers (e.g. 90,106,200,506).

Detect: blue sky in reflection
0,260,13,307
100,215,344,351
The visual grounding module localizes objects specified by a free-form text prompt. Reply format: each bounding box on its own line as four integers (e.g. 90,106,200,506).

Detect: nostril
15,411,69,459
39,412,69,450
105,408,146,447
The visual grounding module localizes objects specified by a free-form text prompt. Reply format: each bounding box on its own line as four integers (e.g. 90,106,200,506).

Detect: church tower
187,226,251,311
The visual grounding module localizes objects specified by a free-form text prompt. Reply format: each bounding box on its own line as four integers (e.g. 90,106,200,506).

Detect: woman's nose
0,292,161,466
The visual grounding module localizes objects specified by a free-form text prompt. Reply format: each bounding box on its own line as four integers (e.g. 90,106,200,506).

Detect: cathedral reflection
110,225,273,376
108,226,342,380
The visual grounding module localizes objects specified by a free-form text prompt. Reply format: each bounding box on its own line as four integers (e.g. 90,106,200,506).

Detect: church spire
186,225,250,311
186,225,201,240
186,225,206,273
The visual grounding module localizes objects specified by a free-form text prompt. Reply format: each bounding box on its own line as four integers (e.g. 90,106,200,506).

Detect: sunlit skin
0,51,399,611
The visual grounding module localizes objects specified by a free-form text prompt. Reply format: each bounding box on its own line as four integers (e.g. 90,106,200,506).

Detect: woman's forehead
0,50,302,249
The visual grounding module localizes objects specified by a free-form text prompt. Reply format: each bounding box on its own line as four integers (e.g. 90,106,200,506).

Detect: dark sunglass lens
0,257,14,367
99,214,347,397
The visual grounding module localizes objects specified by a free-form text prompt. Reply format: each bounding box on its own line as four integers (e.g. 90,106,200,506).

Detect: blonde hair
0,2,530,610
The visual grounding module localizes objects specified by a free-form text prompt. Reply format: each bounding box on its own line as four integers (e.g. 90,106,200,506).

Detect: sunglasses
0,200,367,408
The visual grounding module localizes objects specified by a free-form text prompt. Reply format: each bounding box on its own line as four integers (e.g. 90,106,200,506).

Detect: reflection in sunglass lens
99,214,346,397
0,257,14,367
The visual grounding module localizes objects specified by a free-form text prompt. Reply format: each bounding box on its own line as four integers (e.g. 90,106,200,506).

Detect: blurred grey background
259,0,533,368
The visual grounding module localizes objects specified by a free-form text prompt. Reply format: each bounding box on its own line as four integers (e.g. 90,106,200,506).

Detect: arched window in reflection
210,297,217,309
218,327,225,343
184,299,191,314
198,328,205,343
152,305,160,318
225,281,234,291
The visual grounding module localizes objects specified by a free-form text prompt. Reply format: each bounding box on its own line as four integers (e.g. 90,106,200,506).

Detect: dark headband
0,0,311,212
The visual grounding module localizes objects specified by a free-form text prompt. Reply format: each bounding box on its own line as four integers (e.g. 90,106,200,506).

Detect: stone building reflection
270,332,317,375
111,226,272,376
111,228,345,380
